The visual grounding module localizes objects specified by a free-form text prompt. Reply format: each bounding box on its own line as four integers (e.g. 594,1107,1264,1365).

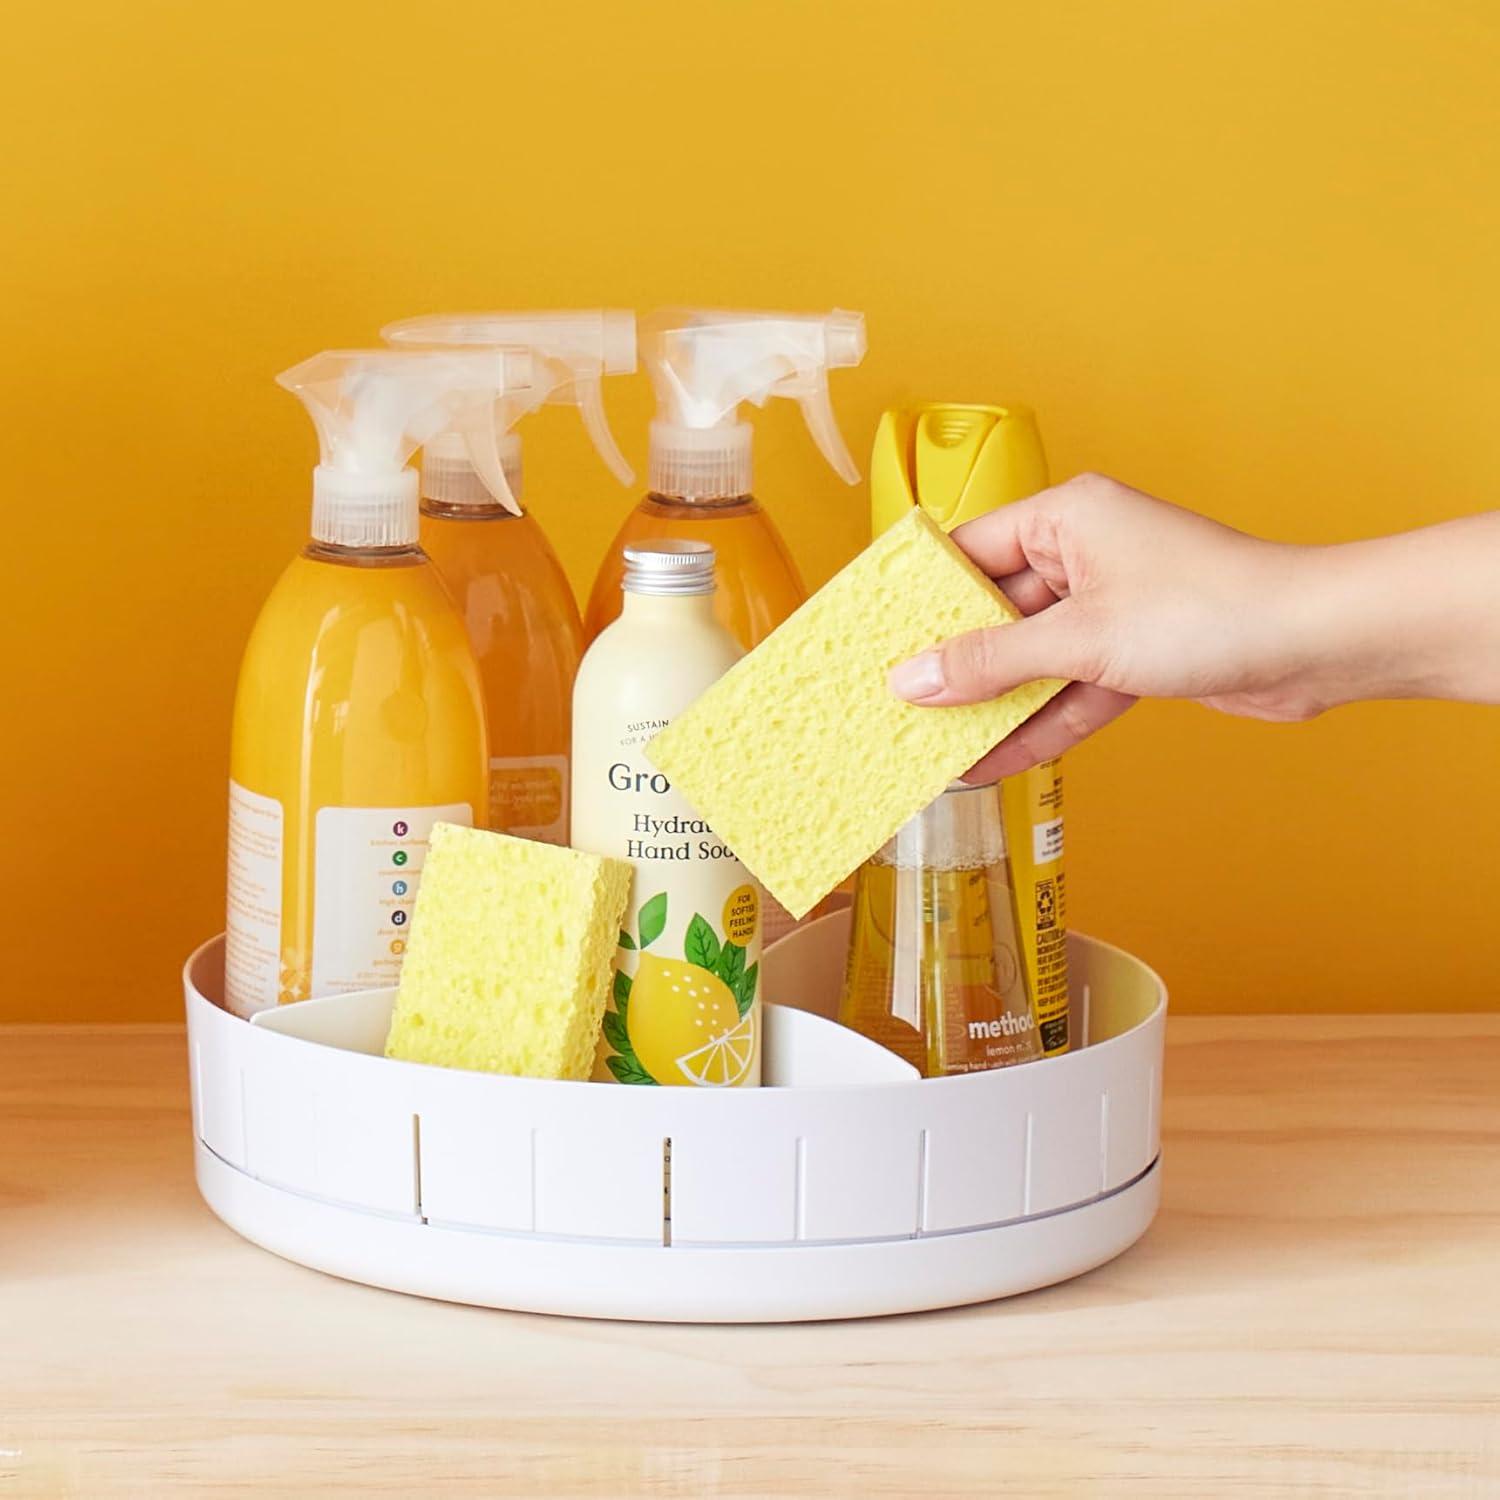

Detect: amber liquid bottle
584,492,804,651
419,441,583,845
588,308,864,651
839,782,1049,1076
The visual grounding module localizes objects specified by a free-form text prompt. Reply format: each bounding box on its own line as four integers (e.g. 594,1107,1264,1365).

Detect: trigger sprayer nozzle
381,310,638,512
276,348,532,548
643,308,867,501
825,310,867,369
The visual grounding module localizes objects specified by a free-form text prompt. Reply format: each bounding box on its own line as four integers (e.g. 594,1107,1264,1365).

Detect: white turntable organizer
185,911,1165,1322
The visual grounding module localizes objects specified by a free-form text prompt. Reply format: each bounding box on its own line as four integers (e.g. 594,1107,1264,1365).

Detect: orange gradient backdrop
4,0,1497,1021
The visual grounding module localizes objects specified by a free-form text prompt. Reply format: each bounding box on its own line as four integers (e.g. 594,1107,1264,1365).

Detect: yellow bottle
865,403,1069,1059
583,308,868,651
224,348,530,1018
382,312,638,844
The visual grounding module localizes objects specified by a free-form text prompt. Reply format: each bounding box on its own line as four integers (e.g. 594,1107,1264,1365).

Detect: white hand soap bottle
571,541,762,1087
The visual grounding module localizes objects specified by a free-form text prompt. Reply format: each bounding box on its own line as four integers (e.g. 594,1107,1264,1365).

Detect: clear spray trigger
275,347,534,547
575,377,635,486
798,381,860,485
643,309,867,500
456,403,522,515
381,310,638,501
799,309,866,485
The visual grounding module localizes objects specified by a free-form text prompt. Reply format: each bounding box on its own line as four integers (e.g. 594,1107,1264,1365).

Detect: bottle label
489,754,568,845
842,769,1070,1078
225,780,284,1017
310,804,472,998
841,858,1043,1076
580,730,761,1088
1001,759,1069,1056
1032,816,1065,866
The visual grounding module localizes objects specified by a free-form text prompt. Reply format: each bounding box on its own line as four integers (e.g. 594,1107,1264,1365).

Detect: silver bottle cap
622,539,717,597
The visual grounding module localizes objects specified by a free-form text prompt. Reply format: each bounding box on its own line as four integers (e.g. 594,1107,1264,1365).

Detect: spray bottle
861,403,1068,1061
583,308,867,651
225,348,532,1018
382,311,636,844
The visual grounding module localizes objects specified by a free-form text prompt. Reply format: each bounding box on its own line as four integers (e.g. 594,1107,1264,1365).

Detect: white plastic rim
184,916,1166,1322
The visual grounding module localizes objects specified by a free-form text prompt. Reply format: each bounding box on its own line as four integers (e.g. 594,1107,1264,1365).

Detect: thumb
888,600,1098,706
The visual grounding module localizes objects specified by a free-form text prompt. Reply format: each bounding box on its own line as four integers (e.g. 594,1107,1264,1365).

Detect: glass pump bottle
839,781,1063,1076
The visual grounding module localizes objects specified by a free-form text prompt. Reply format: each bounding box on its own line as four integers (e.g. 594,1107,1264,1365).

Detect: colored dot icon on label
392,879,408,896
392,909,407,926
392,850,408,866
390,939,405,956
393,821,409,837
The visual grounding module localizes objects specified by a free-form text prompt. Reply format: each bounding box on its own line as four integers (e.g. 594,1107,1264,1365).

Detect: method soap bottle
224,348,531,1018
869,403,1068,1057
583,309,867,651
840,782,1048,1075
572,541,762,1087
382,311,638,845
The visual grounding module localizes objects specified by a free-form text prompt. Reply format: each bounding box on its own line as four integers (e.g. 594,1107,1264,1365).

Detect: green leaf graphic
613,968,633,1007
685,913,721,972
715,940,745,989
638,892,668,948
735,962,759,1018
601,1010,631,1056
606,1053,658,1086
618,929,636,950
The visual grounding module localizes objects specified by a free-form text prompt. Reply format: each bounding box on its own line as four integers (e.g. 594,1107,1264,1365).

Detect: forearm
896,479,1497,773
1293,512,1500,708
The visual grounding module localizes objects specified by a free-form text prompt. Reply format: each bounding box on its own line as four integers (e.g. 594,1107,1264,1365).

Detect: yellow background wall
4,0,1497,1022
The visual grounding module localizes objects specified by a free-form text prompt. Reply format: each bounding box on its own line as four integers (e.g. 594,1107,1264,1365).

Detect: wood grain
4,1017,1500,1497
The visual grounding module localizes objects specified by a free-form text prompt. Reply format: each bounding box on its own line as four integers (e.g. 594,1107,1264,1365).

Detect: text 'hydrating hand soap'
224,348,532,1019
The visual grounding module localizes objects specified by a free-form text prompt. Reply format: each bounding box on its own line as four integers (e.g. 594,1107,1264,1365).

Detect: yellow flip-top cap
870,402,1049,538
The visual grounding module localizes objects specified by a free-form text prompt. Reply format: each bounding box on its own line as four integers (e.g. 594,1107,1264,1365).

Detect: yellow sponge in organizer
647,509,1065,920
385,823,632,1079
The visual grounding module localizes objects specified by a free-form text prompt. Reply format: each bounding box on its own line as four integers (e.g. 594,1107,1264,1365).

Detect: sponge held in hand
646,509,1064,918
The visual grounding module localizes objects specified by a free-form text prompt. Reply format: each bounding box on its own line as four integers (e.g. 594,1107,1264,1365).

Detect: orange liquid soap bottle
226,347,532,1017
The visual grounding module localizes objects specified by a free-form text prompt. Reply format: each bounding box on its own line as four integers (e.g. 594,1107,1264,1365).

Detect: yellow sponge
385,823,632,1079
647,510,1064,919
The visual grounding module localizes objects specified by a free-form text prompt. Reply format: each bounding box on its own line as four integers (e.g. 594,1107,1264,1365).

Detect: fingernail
888,651,945,702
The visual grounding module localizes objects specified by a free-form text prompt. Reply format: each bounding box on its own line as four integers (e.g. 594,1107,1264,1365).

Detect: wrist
1235,542,1357,716
1287,531,1460,708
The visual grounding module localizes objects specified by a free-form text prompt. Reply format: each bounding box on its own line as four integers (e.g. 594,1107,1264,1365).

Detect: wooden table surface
4,1016,1500,1498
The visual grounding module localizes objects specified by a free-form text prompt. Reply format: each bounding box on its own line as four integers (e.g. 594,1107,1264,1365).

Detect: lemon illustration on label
603,892,759,1087
628,956,754,1087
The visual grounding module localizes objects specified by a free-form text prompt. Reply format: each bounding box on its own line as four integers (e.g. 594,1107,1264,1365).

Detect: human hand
887,474,1338,781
